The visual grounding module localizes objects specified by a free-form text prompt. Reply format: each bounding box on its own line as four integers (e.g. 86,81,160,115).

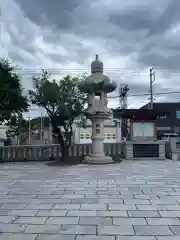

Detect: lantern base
83,155,113,164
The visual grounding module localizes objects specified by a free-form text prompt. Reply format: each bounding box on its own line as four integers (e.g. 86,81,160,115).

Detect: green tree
6,113,37,144
0,58,29,124
29,70,87,161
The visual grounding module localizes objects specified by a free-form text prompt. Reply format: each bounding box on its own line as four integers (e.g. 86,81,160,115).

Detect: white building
0,119,122,146
73,119,121,144
0,125,9,146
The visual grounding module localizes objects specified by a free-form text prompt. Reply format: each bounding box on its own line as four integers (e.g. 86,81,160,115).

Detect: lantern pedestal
83,116,113,164
78,55,117,164
83,155,113,164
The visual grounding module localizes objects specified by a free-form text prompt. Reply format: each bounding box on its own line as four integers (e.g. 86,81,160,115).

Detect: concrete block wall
125,141,166,160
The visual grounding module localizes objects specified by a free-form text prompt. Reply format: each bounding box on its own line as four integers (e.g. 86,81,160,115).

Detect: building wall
0,125,8,139
22,128,53,145
77,119,118,143
79,126,116,143
2,118,120,145
28,125,118,145
140,102,180,136
0,125,9,146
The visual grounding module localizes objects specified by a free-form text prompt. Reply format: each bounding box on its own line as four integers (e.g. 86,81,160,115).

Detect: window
85,134,90,139
106,134,110,139
176,111,180,119
104,133,116,139
174,126,180,133
95,95,100,100
133,122,154,137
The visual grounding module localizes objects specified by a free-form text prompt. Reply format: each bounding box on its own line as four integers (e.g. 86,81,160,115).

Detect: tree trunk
51,124,66,162
63,125,73,162
58,132,66,162
50,118,73,162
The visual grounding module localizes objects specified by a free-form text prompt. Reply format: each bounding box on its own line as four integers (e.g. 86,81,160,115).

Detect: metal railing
0,143,124,161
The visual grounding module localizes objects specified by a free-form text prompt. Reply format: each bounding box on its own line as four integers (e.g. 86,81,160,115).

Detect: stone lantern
78,55,117,164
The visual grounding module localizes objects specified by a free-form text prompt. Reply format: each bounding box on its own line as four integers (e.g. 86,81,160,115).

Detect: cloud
1,0,180,118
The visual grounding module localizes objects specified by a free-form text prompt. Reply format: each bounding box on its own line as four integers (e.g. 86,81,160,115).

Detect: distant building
73,119,121,144
140,102,180,137
0,117,121,146
0,125,9,146
18,128,53,145
113,108,161,140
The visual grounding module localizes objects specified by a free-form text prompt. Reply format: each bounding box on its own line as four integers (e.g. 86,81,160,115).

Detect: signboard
176,111,180,119
133,122,154,137
157,127,171,131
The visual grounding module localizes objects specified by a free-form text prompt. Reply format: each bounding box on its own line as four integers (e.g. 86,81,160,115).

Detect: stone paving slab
0,161,180,238
133,226,174,236
0,234,38,240
37,235,76,240
116,237,156,240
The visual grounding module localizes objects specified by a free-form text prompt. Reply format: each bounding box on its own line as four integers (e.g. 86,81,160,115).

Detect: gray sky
1,0,180,118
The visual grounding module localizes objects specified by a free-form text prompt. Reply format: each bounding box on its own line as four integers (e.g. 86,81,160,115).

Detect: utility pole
149,67,155,109
119,84,129,140
119,84,129,109
40,112,43,142
28,117,31,145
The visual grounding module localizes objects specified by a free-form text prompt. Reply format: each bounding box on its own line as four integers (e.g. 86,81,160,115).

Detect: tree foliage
6,113,37,143
0,58,29,124
29,70,87,161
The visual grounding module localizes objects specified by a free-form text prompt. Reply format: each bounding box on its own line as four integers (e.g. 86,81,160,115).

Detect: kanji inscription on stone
96,123,100,133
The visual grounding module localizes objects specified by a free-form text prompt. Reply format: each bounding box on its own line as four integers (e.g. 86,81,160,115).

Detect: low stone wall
0,143,124,162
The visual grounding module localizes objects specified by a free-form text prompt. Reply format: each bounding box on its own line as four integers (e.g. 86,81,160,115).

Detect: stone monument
78,55,117,164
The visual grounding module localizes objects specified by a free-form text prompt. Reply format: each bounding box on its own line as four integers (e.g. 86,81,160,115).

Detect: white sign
133,122,154,137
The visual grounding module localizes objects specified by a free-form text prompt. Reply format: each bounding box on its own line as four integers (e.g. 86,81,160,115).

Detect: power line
108,91,180,98
14,67,147,70
15,67,144,72
16,70,147,75
26,91,180,111
20,73,151,77
14,67,180,74
14,66,180,72
15,71,180,79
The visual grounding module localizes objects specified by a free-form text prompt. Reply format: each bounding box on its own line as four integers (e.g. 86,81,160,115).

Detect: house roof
113,108,166,120
140,102,180,109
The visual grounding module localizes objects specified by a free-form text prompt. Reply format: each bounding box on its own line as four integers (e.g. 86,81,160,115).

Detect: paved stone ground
0,161,180,239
